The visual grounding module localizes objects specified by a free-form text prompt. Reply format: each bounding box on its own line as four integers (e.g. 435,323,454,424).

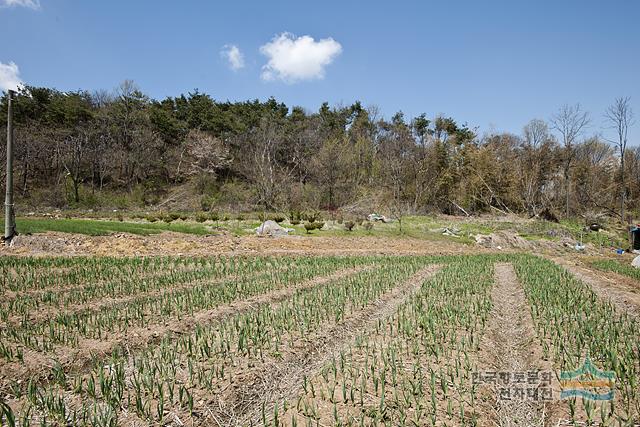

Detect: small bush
195,212,208,223
302,210,321,223
200,194,217,212
289,210,301,222
363,221,373,232
304,221,324,233
271,214,286,223
146,215,158,223
209,211,220,221
344,220,356,231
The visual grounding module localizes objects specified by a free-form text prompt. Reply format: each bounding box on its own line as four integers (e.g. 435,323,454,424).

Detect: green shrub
289,210,302,225
302,210,321,223
200,194,217,212
304,221,324,233
195,212,208,223
271,214,286,223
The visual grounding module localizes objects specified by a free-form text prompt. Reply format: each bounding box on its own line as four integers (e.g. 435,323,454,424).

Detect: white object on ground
255,220,292,237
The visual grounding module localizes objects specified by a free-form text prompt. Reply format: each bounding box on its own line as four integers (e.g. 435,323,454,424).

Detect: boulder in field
255,220,293,237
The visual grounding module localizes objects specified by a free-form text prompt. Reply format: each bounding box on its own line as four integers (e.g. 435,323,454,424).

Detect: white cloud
259,32,342,83
1,0,41,10
0,61,23,92
220,44,245,71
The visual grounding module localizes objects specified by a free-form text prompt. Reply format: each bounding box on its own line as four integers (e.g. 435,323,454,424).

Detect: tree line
0,82,635,221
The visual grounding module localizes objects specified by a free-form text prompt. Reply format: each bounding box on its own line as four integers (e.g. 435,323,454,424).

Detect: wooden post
4,89,16,244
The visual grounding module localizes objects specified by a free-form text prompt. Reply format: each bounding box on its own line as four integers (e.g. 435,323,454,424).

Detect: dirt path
222,264,441,427
477,263,559,427
2,230,483,257
0,266,369,389
551,257,640,319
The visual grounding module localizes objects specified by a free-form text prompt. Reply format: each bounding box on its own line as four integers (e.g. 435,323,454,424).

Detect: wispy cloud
1,0,41,10
0,61,23,92
220,44,245,71
260,32,342,83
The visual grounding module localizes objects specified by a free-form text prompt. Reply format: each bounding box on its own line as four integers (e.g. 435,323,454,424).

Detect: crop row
3,254,638,427
275,257,495,426
3,256,437,426
0,256,369,360
0,255,279,293
1,257,295,321
513,255,640,424
589,258,640,282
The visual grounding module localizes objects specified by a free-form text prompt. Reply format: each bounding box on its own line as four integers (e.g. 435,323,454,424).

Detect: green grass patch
3,217,212,236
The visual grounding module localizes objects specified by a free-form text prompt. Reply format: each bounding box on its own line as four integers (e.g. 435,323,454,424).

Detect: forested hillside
0,82,635,220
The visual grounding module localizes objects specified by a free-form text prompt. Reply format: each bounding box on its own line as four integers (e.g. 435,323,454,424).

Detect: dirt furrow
0,266,369,389
222,264,441,427
476,263,559,427
550,257,640,320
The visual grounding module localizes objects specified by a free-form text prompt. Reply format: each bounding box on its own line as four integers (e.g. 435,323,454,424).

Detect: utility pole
4,90,16,245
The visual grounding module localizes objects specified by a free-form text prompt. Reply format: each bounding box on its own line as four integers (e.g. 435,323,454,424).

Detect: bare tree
60,126,91,203
550,104,591,217
605,97,634,220
523,119,549,148
240,116,295,210
519,119,556,216
180,129,230,178
379,114,413,232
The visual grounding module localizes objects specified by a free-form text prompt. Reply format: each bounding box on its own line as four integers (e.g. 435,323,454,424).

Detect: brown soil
223,265,441,426
1,230,483,257
476,263,561,427
551,257,640,319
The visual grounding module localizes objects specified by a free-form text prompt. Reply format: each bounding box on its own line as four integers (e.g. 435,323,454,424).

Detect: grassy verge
1,213,629,248
2,217,212,236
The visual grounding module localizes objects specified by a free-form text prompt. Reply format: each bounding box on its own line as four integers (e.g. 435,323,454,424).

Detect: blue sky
1,0,638,142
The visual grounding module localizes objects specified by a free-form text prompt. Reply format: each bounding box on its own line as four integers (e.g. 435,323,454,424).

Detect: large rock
255,220,291,237
632,255,640,269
